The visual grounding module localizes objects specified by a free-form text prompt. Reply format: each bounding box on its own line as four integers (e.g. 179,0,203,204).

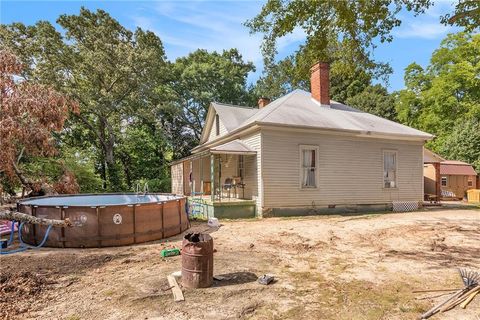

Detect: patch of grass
66,315,81,320
267,268,432,319
329,257,351,275
330,279,430,319
103,289,115,296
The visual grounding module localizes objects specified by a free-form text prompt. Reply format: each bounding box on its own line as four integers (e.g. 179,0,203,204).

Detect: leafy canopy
396,32,480,136
1,8,169,191
246,0,432,70
0,50,77,192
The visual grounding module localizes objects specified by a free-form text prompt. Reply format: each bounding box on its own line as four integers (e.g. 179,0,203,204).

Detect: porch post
210,154,215,202
434,162,441,200
200,155,204,194
189,160,193,195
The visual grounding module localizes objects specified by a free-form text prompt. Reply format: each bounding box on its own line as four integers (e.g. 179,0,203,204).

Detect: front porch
188,195,256,219
171,139,258,219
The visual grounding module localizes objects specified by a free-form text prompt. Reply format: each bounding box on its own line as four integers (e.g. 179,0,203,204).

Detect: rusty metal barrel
181,233,214,288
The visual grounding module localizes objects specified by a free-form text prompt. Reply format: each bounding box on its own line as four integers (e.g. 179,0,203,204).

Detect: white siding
262,129,424,209
241,132,262,214
207,112,229,142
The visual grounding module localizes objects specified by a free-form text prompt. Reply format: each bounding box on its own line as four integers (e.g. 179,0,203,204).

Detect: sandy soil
1,207,480,320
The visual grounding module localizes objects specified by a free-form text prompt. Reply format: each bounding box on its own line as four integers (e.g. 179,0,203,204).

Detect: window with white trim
467,179,473,187
300,146,318,188
441,176,447,186
383,150,397,188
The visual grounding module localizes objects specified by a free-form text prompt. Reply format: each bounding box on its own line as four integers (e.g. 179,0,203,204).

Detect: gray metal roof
211,102,258,132
211,90,433,140
424,148,445,163
210,139,256,155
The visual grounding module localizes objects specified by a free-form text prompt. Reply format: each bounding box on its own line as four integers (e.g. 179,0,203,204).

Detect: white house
171,62,433,217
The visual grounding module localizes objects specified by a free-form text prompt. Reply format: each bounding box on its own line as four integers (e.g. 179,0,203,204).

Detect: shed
439,160,477,199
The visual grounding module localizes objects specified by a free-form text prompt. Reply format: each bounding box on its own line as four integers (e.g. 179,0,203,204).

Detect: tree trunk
0,210,72,227
12,161,56,196
99,116,121,191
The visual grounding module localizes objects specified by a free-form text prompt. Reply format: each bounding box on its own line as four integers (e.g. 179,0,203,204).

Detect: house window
441,177,447,187
383,150,397,188
468,179,473,187
300,145,318,188
215,114,220,136
238,155,244,179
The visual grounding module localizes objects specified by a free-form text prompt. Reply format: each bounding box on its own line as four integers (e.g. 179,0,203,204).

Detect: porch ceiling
209,139,256,155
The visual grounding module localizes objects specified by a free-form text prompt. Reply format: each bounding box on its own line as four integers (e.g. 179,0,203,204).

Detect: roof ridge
241,90,298,124
212,101,256,110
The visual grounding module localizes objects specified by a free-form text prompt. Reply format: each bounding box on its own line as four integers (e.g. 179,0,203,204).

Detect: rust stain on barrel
181,233,214,288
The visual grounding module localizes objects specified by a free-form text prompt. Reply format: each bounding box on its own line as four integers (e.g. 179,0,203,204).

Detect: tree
442,0,480,31
0,8,169,191
345,85,397,120
396,32,479,168
246,0,432,72
0,50,77,194
439,119,480,172
169,49,255,146
395,32,480,137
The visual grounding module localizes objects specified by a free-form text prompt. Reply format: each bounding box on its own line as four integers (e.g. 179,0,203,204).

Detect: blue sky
1,0,458,92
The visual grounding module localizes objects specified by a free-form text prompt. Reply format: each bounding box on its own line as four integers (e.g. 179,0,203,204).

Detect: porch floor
188,195,256,219
189,194,255,204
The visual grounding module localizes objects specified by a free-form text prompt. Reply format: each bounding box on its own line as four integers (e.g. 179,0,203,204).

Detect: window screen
383,151,397,188
301,148,317,188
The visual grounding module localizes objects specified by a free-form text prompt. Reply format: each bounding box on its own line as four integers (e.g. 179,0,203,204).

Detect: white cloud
393,1,456,39
394,22,451,39
131,2,267,64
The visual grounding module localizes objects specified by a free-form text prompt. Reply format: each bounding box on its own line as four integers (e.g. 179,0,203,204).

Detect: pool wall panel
163,200,181,238
134,203,163,243
99,205,135,247
18,193,188,248
64,207,99,248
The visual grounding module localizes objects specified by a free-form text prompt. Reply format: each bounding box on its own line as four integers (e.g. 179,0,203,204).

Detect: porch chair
222,178,234,199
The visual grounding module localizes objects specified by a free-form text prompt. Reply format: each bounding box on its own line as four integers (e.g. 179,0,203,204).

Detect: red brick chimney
257,97,270,109
310,62,330,106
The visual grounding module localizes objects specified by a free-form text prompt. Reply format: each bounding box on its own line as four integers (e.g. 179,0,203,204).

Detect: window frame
467,178,473,187
215,114,220,136
441,176,447,187
382,149,398,189
299,145,319,190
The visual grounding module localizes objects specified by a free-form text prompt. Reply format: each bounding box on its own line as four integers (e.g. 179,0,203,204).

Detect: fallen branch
413,288,460,293
0,210,72,227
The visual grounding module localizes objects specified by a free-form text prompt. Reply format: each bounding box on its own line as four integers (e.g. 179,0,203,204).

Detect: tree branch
12,160,34,190
0,210,72,227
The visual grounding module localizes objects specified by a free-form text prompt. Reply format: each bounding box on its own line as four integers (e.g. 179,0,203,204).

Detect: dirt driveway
1,207,480,320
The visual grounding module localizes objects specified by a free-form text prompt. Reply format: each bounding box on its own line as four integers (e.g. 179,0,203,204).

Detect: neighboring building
425,159,478,200
171,62,433,217
423,148,445,201
424,149,478,200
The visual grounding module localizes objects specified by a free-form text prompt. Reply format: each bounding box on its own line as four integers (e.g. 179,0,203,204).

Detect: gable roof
199,89,433,146
210,139,256,155
424,148,445,163
440,161,477,176
199,102,258,143
212,102,258,132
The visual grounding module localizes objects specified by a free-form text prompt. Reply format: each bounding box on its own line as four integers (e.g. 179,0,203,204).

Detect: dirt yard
1,207,480,320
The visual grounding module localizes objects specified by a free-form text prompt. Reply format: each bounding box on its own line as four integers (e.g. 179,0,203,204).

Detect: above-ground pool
17,193,189,248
